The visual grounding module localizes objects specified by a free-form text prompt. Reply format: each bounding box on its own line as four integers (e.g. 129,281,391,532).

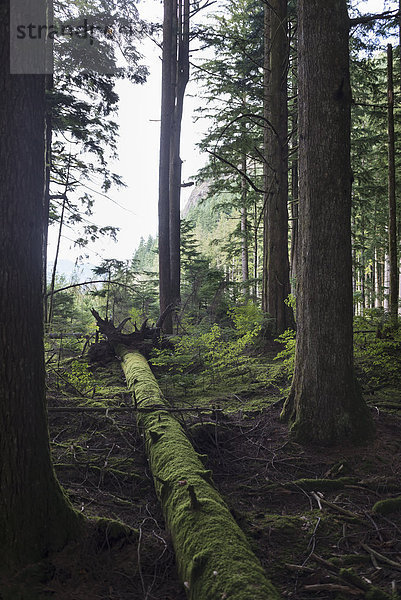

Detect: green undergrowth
354,313,401,391
150,305,290,413
48,357,130,408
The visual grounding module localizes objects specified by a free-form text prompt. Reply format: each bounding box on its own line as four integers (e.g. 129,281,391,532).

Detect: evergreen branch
190,0,217,18
223,112,279,140
206,150,265,194
352,100,386,110
45,280,136,298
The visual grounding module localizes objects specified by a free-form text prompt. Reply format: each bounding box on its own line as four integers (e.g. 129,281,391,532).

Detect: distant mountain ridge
182,181,210,217
47,259,95,281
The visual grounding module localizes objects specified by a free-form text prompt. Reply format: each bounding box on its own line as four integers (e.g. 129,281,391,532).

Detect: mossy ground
5,343,401,599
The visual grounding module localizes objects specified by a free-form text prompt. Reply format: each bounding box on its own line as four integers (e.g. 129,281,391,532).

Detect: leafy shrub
228,301,264,336
151,305,263,393
274,329,296,377
65,360,95,394
354,329,401,389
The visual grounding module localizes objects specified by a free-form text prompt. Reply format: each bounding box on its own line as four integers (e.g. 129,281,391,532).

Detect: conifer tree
0,0,83,573
281,0,374,444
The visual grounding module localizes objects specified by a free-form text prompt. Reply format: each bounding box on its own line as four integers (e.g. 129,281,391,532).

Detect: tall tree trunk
290,159,298,291
262,3,270,314
289,24,298,292
281,0,374,444
241,158,249,296
0,0,82,573
158,0,175,333
387,44,398,327
361,216,366,313
48,193,66,324
241,206,249,287
169,0,189,317
264,0,294,334
253,198,259,300
159,0,190,332
43,72,53,325
384,254,390,311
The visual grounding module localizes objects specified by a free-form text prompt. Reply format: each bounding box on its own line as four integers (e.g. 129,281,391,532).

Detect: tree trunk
117,347,280,600
290,159,298,291
263,0,294,334
158,0,175,333
262,3,270,315
0,0,82,573
289,28,298,292
43,72,53,324
241,159,249,296
253,198,259,300
281,0,374,444
48,192,67,324
170,0,190,318
387,44,398,327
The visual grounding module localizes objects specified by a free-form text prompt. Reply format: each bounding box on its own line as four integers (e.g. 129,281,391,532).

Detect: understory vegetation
17,296,396,599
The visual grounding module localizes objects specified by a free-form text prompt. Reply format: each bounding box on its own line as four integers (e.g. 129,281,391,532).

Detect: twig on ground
361,543,401,570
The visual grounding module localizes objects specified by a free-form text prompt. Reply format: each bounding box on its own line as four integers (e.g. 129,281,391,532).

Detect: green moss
372,496,401,515
118,347,281,600
93,517,136,546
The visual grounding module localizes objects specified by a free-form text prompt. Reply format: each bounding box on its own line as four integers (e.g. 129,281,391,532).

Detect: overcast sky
48,0,392,275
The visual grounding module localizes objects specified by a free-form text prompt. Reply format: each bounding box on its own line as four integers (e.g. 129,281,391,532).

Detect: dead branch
350,9,400,27
361,543,401,570
45,280,136,297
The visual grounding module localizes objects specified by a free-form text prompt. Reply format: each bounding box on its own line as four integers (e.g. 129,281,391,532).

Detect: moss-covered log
117,346,280,600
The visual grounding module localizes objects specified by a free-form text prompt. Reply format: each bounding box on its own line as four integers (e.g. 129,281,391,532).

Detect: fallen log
116,346,280,600
91,311,280,598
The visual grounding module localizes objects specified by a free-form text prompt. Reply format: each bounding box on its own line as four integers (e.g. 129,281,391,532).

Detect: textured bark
159,0,190,332
43,72,53,323
169,0,190,313
240,159,249,295
118,348,280,600
289,29,298,290
387,44,398,326
281,0,374,444
241,205,249,289
262,3,270,314
0,0,82,573
158,0,175,333
290,158,298,289
263,0,294,334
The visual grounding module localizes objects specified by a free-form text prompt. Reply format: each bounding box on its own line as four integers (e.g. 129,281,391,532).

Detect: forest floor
17,342,401,600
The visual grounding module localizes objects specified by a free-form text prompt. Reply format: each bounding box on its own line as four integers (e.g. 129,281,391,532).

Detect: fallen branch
303,583,362,595
47,405,224,414
310,493,365,523
361,543,401,571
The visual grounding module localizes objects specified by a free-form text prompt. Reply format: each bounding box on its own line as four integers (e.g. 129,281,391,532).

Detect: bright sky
48,0,394,276
48,0,207,272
